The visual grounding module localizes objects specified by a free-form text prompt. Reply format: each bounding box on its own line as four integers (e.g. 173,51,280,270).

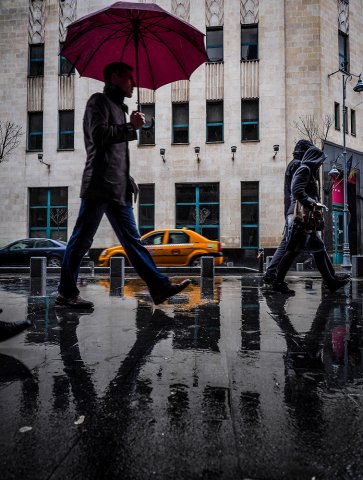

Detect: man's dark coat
80,84,139,205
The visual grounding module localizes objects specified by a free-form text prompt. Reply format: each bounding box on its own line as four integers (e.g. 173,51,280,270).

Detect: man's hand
130,111,145,130
315,202,328,211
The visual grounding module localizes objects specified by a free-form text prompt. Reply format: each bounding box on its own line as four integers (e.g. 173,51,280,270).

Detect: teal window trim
138,184,155,233
241,24,259,61
241,183,259,249
29,189,68,239
175,185,220,238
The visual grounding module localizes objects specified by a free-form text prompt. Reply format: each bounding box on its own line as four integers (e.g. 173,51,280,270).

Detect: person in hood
263,139,313,284
56,62,190,308
272,145,350,294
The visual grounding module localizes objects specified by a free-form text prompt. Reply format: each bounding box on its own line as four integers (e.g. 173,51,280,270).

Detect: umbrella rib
141,26,191,79
78,27,133,77
141,22,207,58
138,30,157,90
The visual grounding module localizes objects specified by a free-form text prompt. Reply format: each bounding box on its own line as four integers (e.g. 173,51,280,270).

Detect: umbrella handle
142,117,155,131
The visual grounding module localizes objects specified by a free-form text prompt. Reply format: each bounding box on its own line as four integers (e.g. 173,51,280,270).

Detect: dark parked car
0,238,89,267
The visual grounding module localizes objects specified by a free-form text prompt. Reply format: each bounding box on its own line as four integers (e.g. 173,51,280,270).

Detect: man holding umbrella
56,62,190,308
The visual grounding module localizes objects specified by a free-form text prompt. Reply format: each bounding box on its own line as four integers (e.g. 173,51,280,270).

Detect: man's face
111,70,135,98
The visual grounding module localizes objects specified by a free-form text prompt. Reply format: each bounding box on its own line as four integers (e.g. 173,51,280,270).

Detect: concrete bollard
296,263,304,272
352,255,363,277
201,256,214,279
30,257,47,296
110,256,125,296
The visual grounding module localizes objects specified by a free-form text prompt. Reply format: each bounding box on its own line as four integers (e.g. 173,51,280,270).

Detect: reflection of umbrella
60,1,208,106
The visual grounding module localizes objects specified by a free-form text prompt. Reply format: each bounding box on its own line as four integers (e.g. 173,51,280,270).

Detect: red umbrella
61,1,208,105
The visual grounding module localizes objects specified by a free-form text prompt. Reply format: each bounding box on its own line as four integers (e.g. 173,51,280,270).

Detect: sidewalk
0,273,362,479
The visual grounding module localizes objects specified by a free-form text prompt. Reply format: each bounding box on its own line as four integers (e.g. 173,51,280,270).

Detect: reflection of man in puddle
263,291,361,443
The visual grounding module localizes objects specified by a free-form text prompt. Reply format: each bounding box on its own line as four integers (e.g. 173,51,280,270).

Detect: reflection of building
1,1,363,265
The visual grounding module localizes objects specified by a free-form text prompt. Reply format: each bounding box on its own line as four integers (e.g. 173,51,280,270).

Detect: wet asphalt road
0,274,363,480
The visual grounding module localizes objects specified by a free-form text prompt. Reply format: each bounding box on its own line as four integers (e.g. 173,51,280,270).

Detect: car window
34,240,55,248
168,232,190,244
9,240,34,250
142,233,164,245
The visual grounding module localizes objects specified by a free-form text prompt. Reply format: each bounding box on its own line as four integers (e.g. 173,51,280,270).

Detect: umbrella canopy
61,1,208,90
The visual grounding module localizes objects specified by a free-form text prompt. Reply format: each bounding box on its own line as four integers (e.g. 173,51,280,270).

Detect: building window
139,104,155,145
28,44,44,77
206,27,223,62
334,102,340,130
172,103,189,144
138,184,155,236
241,182,259,250
241,99,259,141
206,101,223,142
338,30,349,72
28,112,43,151
351,109,356,136
29,187,68,241
175,183,219,240
241,24,258,61
59,42,75,75
58,110,74,150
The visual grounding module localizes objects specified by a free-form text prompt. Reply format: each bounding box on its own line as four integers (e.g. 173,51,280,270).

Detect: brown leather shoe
152,279,191,305
55,294,94,309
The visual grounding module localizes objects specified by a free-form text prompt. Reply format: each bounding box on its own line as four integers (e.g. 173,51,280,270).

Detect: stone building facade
0,0,363,265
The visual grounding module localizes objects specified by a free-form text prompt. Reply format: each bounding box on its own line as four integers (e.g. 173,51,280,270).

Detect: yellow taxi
98,228,224,267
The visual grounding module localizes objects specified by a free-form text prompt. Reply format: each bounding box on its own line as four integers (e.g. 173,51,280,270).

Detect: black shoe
55,294,94,309
335,273,351,281
152,279,191,305
263,273,276,285
327,278,350,293
272,281,295,295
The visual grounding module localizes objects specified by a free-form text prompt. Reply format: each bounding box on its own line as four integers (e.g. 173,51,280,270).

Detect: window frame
334,102,341,130
338,30,349,72
138,104,155,145
206,26,223,63
28,44,44,77
241,99,259,141
28,111,43,152
59,42,75,76
138,184,155,236
241,24,259,61
351,109,356,136
206,101,224,143
241,181,259,250
175,183,220,240
172,102,189,144
29,187,68,241
58,110,75,150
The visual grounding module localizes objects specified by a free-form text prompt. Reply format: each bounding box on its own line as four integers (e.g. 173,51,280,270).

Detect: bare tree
0,120,23,163
50,208,68,239
293,114,333,149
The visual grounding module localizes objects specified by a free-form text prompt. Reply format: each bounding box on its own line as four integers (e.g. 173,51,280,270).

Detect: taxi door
163,231,193,266
142,231,167,265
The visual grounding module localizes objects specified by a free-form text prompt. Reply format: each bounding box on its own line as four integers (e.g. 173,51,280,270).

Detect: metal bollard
257,248,264,272
30,257,46,296
296,262,304,272
30,256,47,278
201,256,214,279
110,256,125,296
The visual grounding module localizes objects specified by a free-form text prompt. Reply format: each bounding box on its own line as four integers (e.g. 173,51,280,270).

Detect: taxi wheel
191,256,201,267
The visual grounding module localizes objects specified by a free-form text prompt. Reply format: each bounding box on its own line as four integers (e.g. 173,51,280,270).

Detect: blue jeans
58,198,169,298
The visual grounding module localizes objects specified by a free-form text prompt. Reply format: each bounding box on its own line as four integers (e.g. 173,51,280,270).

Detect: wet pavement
0,274,363,480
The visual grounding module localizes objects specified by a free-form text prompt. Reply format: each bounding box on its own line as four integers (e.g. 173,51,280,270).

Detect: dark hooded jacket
289,146,327,214
80,83,139,205
283,140,313,217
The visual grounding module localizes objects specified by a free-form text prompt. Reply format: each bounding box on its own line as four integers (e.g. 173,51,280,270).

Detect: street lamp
328,68,363,269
